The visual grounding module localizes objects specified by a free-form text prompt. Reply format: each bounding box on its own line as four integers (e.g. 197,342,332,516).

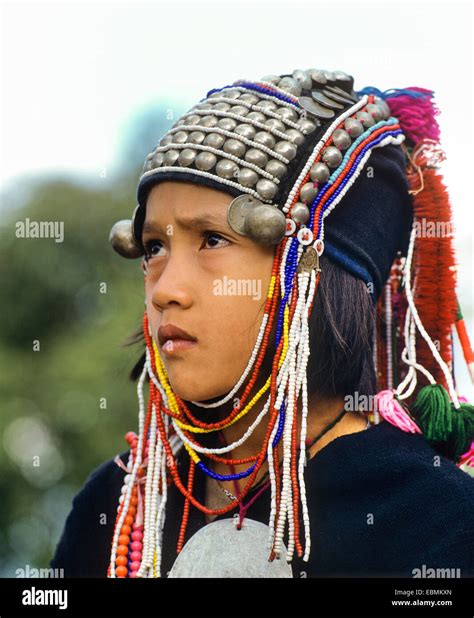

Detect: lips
157,323,198,347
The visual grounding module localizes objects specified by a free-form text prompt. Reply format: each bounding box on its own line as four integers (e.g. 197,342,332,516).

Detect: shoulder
306,421,474,576
50,450,130,577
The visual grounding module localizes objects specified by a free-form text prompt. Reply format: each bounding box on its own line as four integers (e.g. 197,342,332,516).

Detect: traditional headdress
108,68,474,578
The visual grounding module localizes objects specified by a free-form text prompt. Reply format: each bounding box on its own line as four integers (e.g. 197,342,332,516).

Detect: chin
166,370,232,405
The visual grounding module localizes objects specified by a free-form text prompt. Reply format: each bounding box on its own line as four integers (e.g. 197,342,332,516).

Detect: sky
1,0,473,396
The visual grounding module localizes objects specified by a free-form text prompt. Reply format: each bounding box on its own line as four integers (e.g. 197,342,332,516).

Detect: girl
51,67,474,578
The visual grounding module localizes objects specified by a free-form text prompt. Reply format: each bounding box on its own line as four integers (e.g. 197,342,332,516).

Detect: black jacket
50,420,474,577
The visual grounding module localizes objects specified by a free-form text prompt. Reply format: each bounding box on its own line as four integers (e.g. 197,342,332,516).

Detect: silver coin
227,194,262,235
297,96,335,119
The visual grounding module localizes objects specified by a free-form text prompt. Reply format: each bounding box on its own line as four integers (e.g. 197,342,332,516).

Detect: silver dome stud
245,148,268,167
290,202,310,224
238,168,259,187
235,124,257,139
217,117,238,131
189,130,206,144
265,118,286,132
213,102,231,112
151,152,165,167
256,178,278,200
322,146,343,168
178,149,197,167
260,75,281,85
365,103,384,122
164,150,180,165
239,93,260,104
265,159,287,178
284,128,305,145
216,159,239,179
297,118,320,133
355,111,375,128
245,204,287,246
247,111,266,123
275,107,299,122
299,183,318,204
344,118,364,138
109,219,143,259
223,138,246,157
183,114,201,125
310,162,330,183
332,128,352,150
200,115,218,127
195,152,217,171
204,133,226,149
278,77,302,97
231,105,249,116
274,141,297,160
254,131,276,149
160,135,173,146
173,131,188,143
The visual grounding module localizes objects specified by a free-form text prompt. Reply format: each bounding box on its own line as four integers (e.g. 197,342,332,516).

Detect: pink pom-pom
458,441,474,468
385,87,441,145
375,390,422,434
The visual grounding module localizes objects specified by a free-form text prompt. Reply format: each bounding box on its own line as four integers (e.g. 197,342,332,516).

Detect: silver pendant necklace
168,517,293,578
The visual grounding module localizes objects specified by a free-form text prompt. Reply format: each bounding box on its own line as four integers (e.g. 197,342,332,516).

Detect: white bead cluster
396,224,459,407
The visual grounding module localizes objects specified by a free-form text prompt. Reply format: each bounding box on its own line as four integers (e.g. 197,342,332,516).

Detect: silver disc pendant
168,518,293,578
227,194,263,236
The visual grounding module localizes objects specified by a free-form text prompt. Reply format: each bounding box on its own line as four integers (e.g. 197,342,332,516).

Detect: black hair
123,254,377,401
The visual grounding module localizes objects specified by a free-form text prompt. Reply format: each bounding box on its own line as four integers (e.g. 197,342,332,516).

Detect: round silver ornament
245,204,286,245
227,194,262,236
109,219,143,259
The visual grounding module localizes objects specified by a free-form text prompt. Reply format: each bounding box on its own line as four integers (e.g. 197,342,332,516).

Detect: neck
211,386,367,494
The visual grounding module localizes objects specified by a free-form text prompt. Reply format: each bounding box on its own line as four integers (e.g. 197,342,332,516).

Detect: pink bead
131,541,143,552
130,551,142,561
130,561,141,571
129,571,137,578
131,530,143,542
132,523,144,531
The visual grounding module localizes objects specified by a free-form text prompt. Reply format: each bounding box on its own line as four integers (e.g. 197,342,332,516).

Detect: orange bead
129,496,138,506
115,566,128,578
124,515,134,526
127,506,136,517
118,534,130,546
115,555,127,566
121,524,132,536
137,467,145,478
116,545,128,556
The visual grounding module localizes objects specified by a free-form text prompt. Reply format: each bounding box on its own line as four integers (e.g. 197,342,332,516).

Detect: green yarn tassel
448,403,474,461
411,384,452,442
411,384,474,461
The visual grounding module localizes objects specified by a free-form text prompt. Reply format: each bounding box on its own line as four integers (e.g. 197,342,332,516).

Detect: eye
201,231,231,250
143,239,165,261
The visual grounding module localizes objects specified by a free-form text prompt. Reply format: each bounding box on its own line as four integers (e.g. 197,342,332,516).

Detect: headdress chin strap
107,72,474,579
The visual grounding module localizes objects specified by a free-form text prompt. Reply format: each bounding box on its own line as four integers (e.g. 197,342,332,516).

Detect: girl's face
142,181,275,403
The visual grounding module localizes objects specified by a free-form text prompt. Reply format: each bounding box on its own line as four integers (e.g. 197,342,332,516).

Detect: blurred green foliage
0,102,185,575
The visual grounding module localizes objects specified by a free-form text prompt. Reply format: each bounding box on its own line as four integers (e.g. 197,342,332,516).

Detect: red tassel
408,167,458,390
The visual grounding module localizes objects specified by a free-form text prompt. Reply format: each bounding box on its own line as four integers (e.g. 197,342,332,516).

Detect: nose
148,252,194,312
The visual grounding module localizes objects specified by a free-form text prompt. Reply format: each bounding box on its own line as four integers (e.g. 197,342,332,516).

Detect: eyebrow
142,213,230,236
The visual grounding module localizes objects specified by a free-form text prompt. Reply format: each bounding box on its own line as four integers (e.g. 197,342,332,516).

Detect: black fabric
322,144,413,299
50,420,474,578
